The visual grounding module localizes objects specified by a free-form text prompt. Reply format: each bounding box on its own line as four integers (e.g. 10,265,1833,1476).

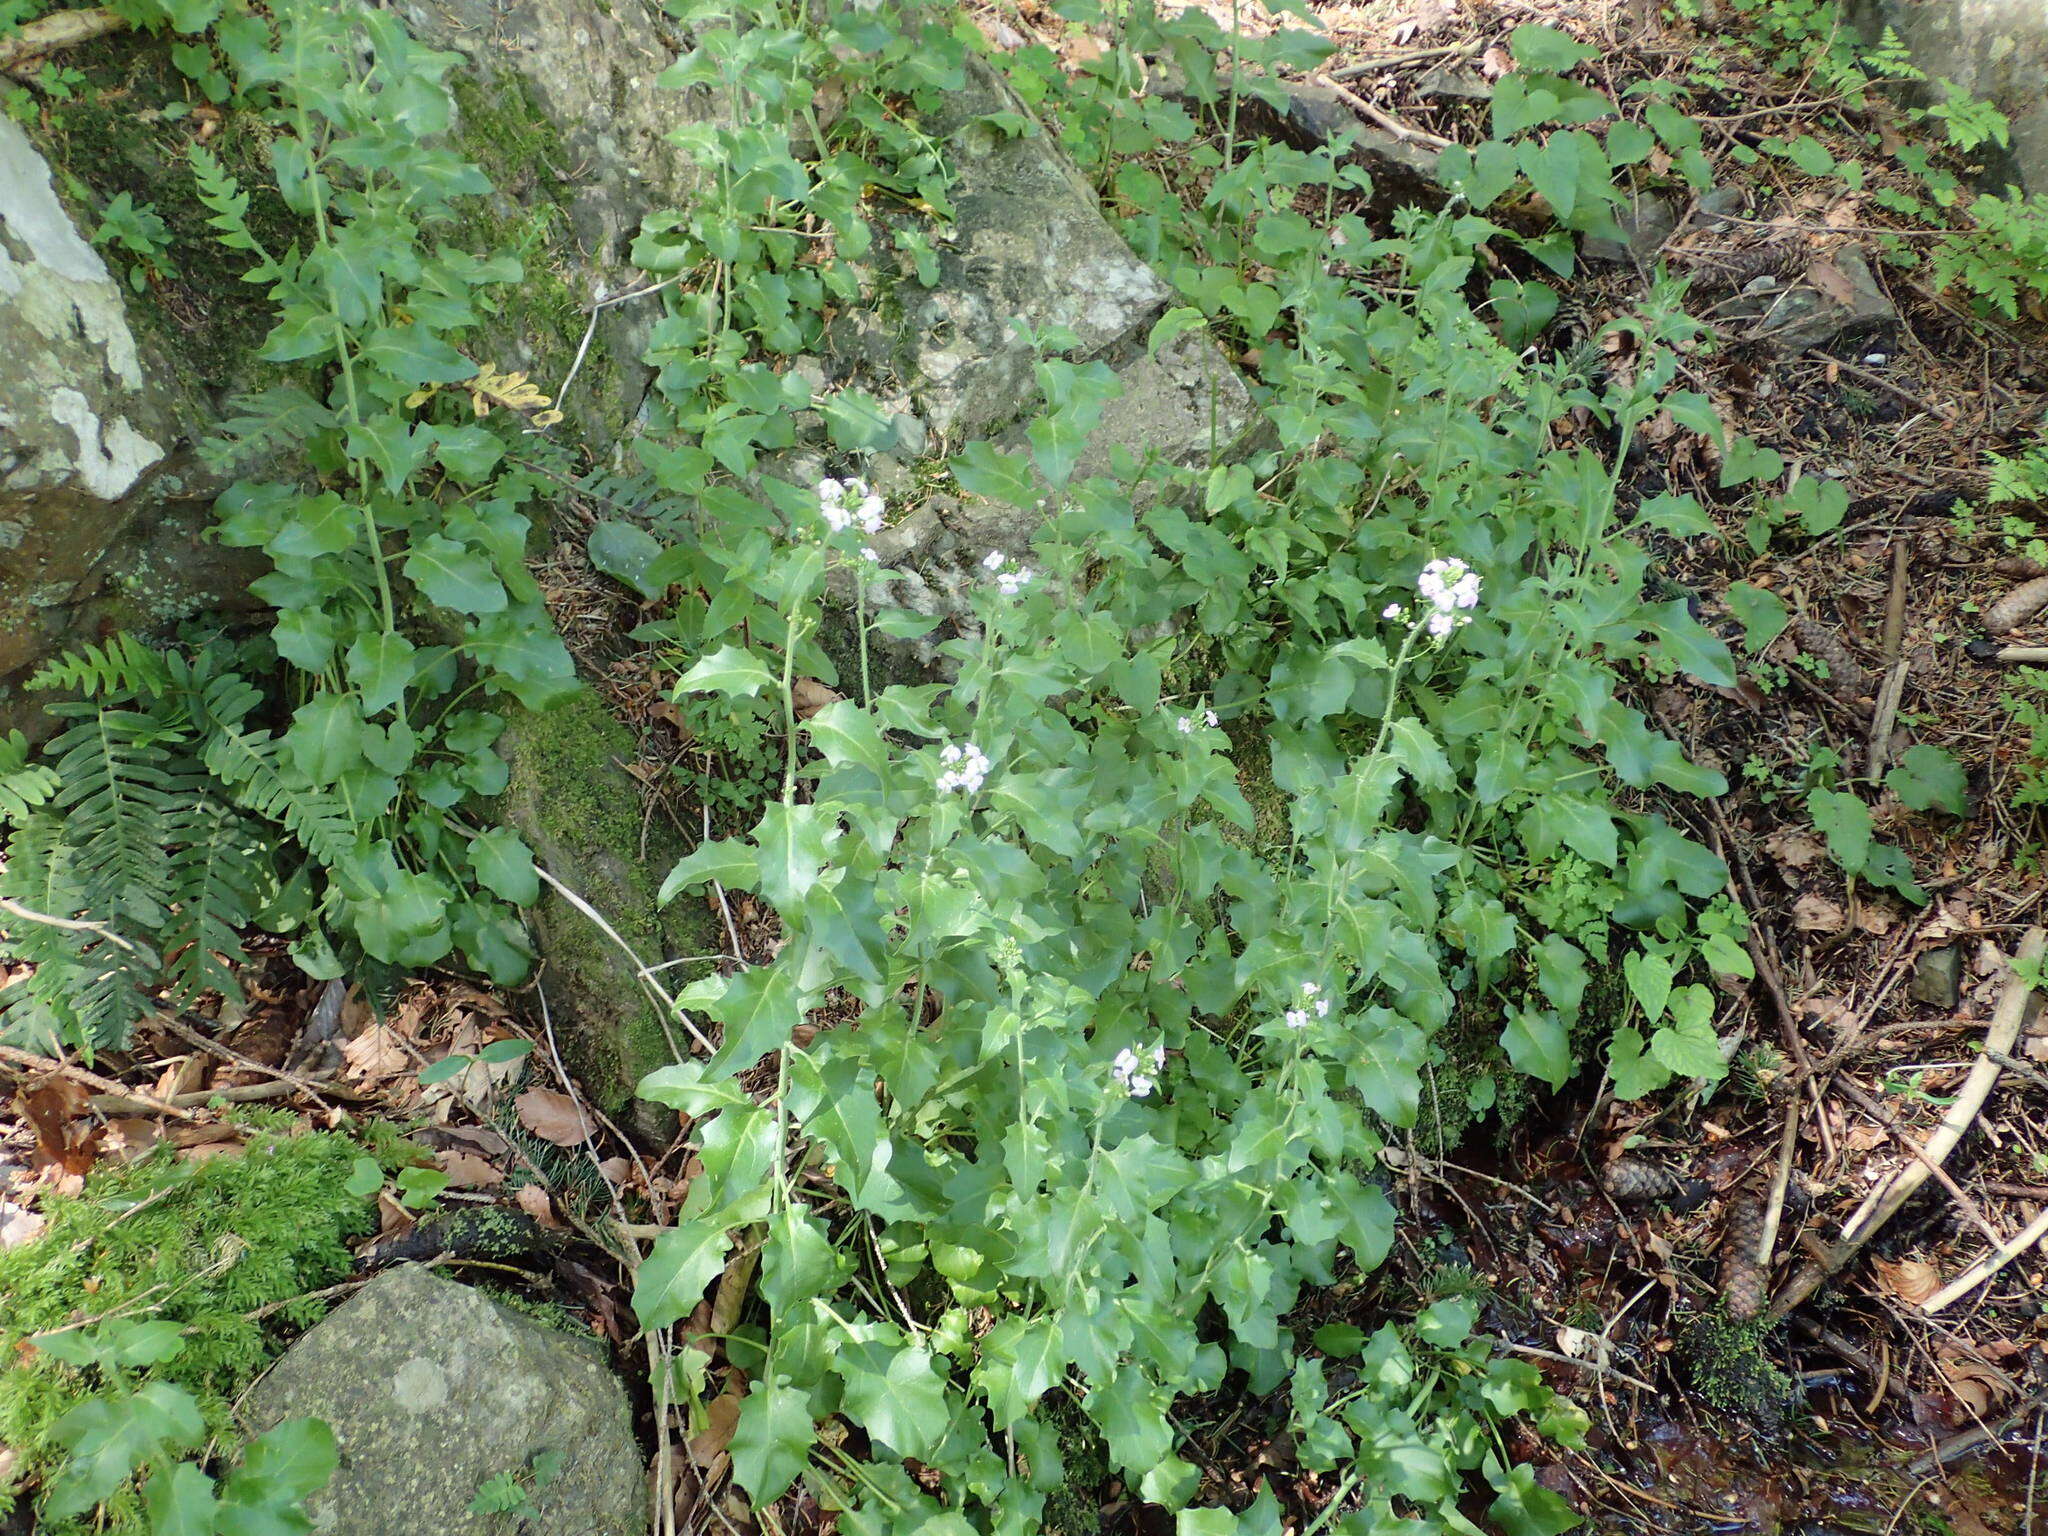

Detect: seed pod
1991,555,2047,580
1719,1189,1770,1321
1603,1158,1679,1205
1791,618,1870,705
1984,575,2048,635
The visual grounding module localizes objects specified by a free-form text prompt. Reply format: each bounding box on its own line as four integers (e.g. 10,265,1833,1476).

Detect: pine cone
1719,1190,1770,1321
1603,1158,1679,1204
1791,618,1870,706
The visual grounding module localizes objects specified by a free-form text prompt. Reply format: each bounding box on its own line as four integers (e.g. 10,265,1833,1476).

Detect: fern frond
41,707,182,932
0,731,61,827
161,795,273,1002
0,817,161,1052
199,385,340,476
199,715,364,881
27,635,172,702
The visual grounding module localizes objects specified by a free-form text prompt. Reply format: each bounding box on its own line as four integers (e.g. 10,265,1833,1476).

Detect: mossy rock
498,688,722,1138
0,1122,380,1531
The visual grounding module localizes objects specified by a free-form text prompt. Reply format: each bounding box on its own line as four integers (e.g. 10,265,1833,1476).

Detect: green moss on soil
0,1121,383,1532
500,690,721,1119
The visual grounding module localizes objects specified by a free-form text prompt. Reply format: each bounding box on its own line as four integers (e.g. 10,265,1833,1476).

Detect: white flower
1204,709,1219,728
1176,716,1195,735
1300,982,1319,997
1417,557,1481,614
822,502,853,533
860,546,879,563
857,495,886,534
1427,609,1457,638
1383,603,1404,620
935,741,991,795
1284,1008,1310,1030
1315,998,1330,1017
1112,1041,1167,1098
996,567,1033,597
982,549,1006,572
817,477,844,503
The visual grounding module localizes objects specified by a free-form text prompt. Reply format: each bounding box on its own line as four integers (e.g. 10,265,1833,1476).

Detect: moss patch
498,690,722,1127
0,1120,382,1532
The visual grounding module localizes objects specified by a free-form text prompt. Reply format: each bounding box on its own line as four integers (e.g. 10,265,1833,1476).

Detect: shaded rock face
1850,0,2048,194
241,1264,646,1536
0,114,186,691
820,58,1254,645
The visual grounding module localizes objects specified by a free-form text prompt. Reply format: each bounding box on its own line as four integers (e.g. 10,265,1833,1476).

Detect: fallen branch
1922,1205,2048,1314
0,1041,203,1121
1769,928,2046,1317
1838,928,2043,1247
0,6,129,71
1310,72,1455,151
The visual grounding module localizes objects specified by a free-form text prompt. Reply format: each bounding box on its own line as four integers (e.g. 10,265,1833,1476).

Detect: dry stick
1499,1342,1657,1395
1769,929,2047,1318
154,1012,341,1110
1837,928,2044,1246
0,895,143,950
1907,1383,2048,1477
0,5,128,70
1865,662,1909,783
1753,1094,1803,1277
532,865,715,1055
1309,72,1455,150
1327,39,1481,78
1922,1205,2048,1314
1810,352,1958,422
1987,645,2048,664
0,1042,204,1121
88,1079,306,1115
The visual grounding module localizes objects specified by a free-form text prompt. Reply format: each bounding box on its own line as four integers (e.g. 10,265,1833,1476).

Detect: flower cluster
819,477,885,538
1112,1041,1167,1098
1417,556,1481,637
1282,980,1332,1029
982,548,1033,596
1175,707,1220,736
935,741,991,795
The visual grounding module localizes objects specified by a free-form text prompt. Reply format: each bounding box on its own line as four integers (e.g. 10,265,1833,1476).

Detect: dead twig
0,1042,203,1122
0,6,129,71
1769,928,2046,1317
1811,352,1957,423
1309,73,1455,150
1922,1205,2048,1314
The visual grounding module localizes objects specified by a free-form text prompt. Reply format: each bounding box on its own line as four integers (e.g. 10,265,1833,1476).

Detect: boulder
241,1263,646,1536
0,113,255,723
1849,0,2048,196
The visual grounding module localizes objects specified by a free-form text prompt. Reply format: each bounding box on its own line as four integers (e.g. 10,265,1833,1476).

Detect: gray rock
1727,246,1896,355
1909,945,1963,1011
242,1264,645,1536
1583,190,1680,266
0,115,175,686
845,56,1178,444
1848,0,2048,195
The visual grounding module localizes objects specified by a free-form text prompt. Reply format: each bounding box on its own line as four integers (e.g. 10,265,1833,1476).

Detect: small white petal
983,549,1005,571
1383,603,1404,620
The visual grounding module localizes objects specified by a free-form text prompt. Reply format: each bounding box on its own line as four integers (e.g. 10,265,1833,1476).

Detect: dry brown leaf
1854,900,1899,936
791,677,844,721
690,1389,745,1467
0,1202,47,1250
1479,44,1513,78
515,1182,563,1229
1764,828,1827,871
342,1023,413,1084
102,1118,162,1163
1937,1352,2016,1415
516,1088,592,1147
1873,1257,1941,1305
437,1151,505,1188
1793,893,1848,934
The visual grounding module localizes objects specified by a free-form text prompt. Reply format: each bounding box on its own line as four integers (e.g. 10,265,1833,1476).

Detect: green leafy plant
580,6,1761,1531
91,191,173,293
